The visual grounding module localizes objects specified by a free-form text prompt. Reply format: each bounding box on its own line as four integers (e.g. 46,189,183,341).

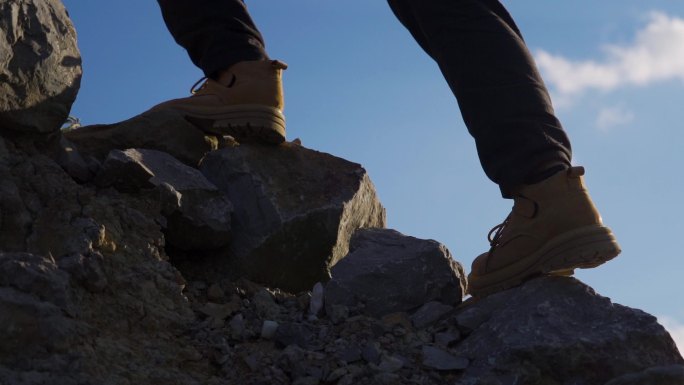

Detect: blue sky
62,0,684,350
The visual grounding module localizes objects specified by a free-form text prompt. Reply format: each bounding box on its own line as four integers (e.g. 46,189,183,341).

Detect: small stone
434,331,461,347
274,322,314,348
411,301,454,329
338,346,362,363
297,292,311,311
421,346,468,371
326,367,347,382
309,282,324,317
253,288,280,319
328,304,350,324
376,355,404,372
261,320,279,340
243,354,260,371
362,342,381,365
229,314,245,338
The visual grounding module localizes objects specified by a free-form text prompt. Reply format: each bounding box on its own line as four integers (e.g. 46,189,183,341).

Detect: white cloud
595,106,635,132
535,12,684,98
658,316,684,355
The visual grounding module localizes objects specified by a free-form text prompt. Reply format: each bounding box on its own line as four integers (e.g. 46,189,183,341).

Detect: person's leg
153,0,288,144
387,0,570,196
157,0,268,78
387,0,620,296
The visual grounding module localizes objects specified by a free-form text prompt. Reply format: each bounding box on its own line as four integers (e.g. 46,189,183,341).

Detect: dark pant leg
387,0,571,197
157,0,268,78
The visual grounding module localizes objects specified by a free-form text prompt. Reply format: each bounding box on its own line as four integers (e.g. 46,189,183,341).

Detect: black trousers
157,0,572,196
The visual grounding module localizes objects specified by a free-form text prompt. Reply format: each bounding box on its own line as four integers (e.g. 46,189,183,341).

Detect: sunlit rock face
0,0,82,134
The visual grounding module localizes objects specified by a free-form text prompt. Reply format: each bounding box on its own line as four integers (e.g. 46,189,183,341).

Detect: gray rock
54,136,98,183
260,320,279,340
328,304,350,324
0,253,70,308
421,346,469,371
338,346,362,363
376,354,405,372
0,0,81,134
274,322,314,348
0,286,79,358
228,314,245,339
96,149,233,250
309,282,324,317
453,276,684,384
64,109,217,166
362,342,382,364
0,175,33,252
372,373,401,384
252,288,279,319
325,228,466,318
199,143,386,292
199,302,235,321
454,306,490,333
605,365,684,385
434,331,461,348
326,367,347,382
411,301,454,329
57,251,108,293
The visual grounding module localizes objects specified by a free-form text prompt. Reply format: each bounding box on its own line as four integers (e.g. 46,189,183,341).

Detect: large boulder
451,276,684,385
64,109,218,166
199,143,386,292
0,0,81,134
324,228,467,318
96,148,233,250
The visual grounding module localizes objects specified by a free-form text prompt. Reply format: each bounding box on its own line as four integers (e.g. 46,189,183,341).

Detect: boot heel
209,105,286,144
542,225,621,274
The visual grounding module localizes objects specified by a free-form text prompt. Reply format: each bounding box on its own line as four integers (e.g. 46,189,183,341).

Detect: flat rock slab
97,148,232,250
452,276,684,384
325,228,466,318
200,143,386,292
64,109,217,166
0,0,81,134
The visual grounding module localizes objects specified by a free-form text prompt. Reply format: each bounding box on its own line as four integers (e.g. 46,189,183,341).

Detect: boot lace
487,214,511,247
190,77,208,94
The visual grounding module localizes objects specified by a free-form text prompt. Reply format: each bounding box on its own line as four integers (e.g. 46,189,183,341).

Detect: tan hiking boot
150,59,288,144
467,166,621,297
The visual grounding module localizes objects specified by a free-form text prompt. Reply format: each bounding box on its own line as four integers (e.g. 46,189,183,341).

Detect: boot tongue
512,195,538,218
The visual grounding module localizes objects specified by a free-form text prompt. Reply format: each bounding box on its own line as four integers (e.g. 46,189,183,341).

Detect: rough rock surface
0,132,683,385
64,109,218,166
452,276,684,385
199,143,386,292
96,148,233,250
0,138,199,385
325,228,467,318
0,0,81,134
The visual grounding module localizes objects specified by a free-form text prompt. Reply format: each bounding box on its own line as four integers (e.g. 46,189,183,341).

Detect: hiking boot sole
468,225,621,297
183,104,286,144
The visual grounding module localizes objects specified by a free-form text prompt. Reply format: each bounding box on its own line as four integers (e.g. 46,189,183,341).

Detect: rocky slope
1,1,683,384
